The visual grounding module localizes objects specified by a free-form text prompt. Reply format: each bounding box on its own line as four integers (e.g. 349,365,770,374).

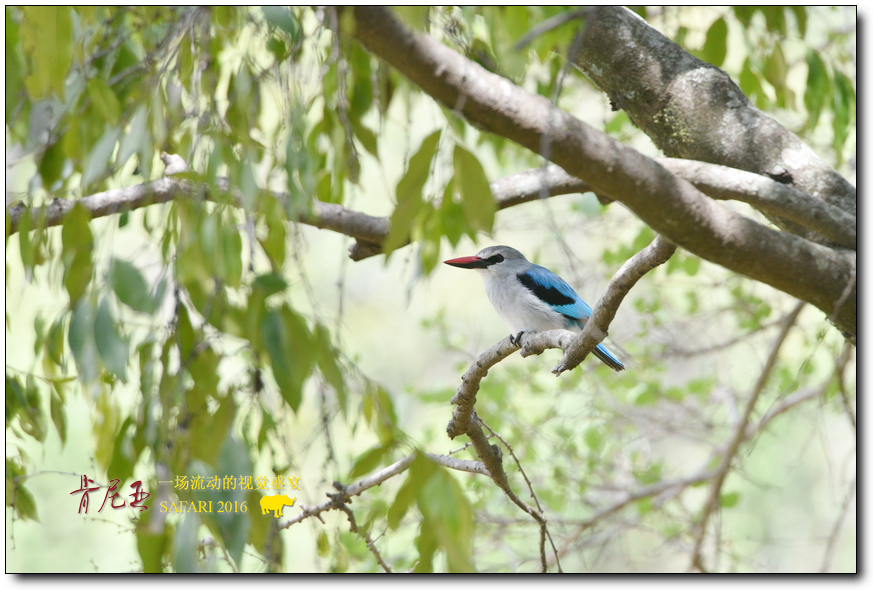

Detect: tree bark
573,7,856,247
350,6,856,342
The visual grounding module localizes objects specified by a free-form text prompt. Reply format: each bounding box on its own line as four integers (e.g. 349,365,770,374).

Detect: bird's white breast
479,269,575,334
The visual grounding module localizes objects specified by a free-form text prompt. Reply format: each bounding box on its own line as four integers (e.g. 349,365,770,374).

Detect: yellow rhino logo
260,494,296,518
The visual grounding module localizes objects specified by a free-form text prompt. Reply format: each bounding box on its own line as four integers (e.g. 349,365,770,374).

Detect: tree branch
689,301,805,572
8,157,853,256
573,7,856,247
445,340,552,549
485,234,674,375
551,234,676,374
655,158,855,249
350,6,855,341
280,451,488,529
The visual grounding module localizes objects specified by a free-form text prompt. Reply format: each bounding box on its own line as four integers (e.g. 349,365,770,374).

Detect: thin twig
819,475,856,573
513,9,587,50
688,300,805,572
334,500,393,573
280,451,488,529
480,419,562,573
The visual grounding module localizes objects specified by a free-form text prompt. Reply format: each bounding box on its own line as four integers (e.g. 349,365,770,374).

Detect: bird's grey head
443,245,529,272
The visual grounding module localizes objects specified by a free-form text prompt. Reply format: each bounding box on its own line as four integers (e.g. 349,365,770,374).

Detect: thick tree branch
574,7,856,246
655,158,855,249
350,6,856,342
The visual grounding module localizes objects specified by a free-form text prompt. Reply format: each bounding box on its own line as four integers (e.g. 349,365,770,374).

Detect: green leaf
415,466,475,572
732,6,758,28
38,139,66,188
110,258,158,314
316,530,330,557
172,512,201,573
94,299,130,383
220,219,243,287
760,6,786,36
262,6,300,41
412,526,438,573
253,272,288,297
68,299,99,383
94,390,120,470
260,206,287,272
261,306,312,412
416,231,440,275
683,255,700,276
61,203,94,303
453,145,495,233
701,17,727,68
107,417,136,484
313,324,346,414
17,207,34,273
87,77,121,125
584,427,603,452
764,45,788,91
210,436,252,568
137,524,170,573
832,71,854,158
383,130,442,255
81,127,120,190
46,316,66,366
439,179,468,247
738,57,766,107
804,50,830,131
190,391,236,465
351,117,379,159
8,472,40,522
118,105,148,169
720,491,741,508
362,383,398,445
49,383,67,445
788,6,807,38
387,453,431,529
349,445,390,479
632,225,656,252
21,6,73,99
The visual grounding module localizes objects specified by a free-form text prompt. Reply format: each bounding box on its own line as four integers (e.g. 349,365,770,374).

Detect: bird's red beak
443,255,489,269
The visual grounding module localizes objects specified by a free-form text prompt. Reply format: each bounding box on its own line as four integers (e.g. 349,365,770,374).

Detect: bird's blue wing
516,264,593,322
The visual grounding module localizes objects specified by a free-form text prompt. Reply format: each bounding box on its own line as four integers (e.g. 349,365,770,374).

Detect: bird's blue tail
594,344,625,372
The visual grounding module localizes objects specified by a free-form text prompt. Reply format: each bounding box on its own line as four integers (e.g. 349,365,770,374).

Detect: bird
443,245,625,371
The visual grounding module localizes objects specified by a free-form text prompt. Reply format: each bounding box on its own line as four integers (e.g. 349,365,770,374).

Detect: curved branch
490,234,674,375
445,339,548,533
553,234,677,374
350,6,855,341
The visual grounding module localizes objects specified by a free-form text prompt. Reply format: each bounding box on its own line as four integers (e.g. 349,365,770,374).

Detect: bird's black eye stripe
487,254,504,264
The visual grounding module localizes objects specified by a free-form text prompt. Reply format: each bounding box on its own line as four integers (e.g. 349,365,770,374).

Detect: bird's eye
488,254,504,264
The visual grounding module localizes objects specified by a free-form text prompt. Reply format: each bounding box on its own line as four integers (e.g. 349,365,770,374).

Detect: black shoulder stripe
517,273,575,307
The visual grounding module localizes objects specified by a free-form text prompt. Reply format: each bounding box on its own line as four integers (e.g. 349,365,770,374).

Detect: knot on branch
326,481,352,507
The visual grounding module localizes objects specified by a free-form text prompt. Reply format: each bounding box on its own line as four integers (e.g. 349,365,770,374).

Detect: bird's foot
509,331,526,347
